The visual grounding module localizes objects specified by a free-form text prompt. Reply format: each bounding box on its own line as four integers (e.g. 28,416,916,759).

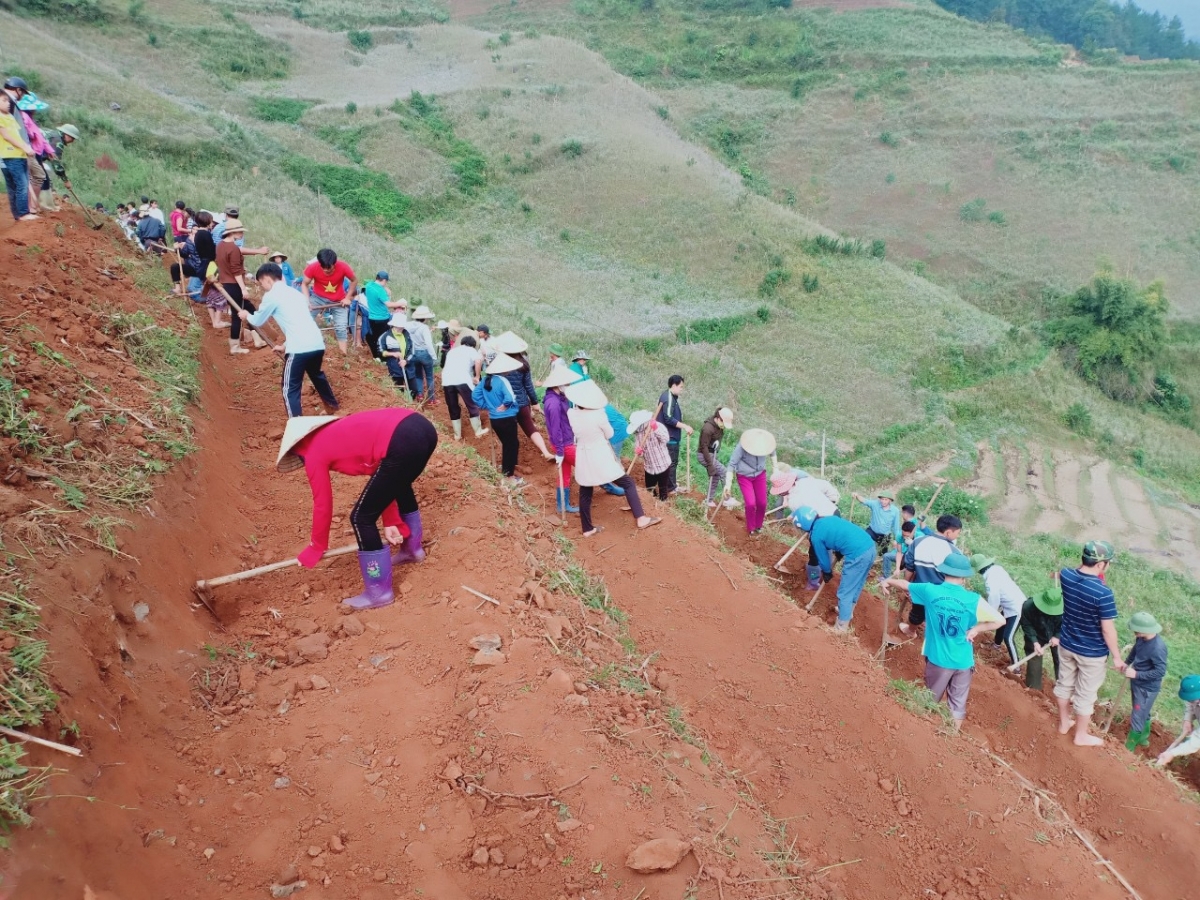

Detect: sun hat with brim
877,491,895,501
17,93,49,112
1032,587,1063,617
491,331,528,355
628,410,653,432
718,408,734,428
936,553,974,579
411,305,435,321
564,379,608,410
770,470,798,496
277,416,338,472
1129,611,1162,635
436,320,449,329
969,553,996,573
548,343,567,358
486,352,523,375
223,218,246,235
268,251,288,261
543,367,583,389
573,350,591,362
740,428,776,457
1180,675,1200,702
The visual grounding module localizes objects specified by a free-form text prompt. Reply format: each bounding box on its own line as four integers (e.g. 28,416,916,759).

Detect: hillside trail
0,215,1179,900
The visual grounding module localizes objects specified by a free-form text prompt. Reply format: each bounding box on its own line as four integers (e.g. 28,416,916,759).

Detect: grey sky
1135,0,1199,39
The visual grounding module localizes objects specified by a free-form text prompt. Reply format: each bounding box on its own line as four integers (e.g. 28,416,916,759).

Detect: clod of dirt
292,633,330,662
555,818,583,834
270,882,306,898
279,864,300,885
471,847,489,866
239,665,257,693
133,602,150,622
469,634,502,651
626,838,692,873
472,650,506,666
339,615,365,636
442,760,464,781
309,674,330,690
543,616,572,640
329,835,345,854
273,777,291,790
542,668,575,697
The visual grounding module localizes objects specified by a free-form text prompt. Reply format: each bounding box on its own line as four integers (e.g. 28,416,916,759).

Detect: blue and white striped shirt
1058,567,1117,658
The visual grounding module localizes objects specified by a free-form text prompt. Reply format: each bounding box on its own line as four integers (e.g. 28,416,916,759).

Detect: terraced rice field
969,441,1200,580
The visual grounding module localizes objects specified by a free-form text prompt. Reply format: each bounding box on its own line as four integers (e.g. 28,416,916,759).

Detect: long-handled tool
196,544,359,598
921,477,949,521
64,183,104,230
556,460,566,527
774,533,808,573
804,578,827,613
1099,643,1135,734
215,283,282,353
685,431,693,493
626,401,663,476
1006,650,1040,672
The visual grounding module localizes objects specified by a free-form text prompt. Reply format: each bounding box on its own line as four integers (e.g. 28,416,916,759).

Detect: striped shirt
907,533,956,583
1058,567,1117,658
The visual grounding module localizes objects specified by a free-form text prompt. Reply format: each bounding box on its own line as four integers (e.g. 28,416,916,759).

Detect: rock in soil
469,633,502,652
626,838,692,873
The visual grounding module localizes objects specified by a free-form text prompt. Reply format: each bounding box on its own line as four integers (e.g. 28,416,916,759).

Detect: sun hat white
490,330,529,355
740,428,777,457
628,409,653,431
543,367,582,389
564,379,608,410
277,416,339,472
486,352,523,375
411,305,435,320
718,407,734,428
436,320,449,329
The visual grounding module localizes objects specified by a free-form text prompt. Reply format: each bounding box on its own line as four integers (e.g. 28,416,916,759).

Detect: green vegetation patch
0,0,107,23
676,307,770,343
249,96,316,124
392,92,488,195
281,155,415,235
317,125,368,163
189,26,291,80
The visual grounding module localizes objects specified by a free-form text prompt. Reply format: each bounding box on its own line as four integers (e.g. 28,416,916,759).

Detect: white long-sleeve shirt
982,564,1026,618
249,282,325,354
786,476,840,517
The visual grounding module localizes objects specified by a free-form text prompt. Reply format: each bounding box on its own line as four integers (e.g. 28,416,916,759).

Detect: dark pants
580,474,644,532
993,613,1021,665
516,403,538,438
1129,682,1160,733
170,262,198,285
645,470,669,501
282,349,338,418
385,355,409,388
2,158,30,220
367,318,390,360
443,384,479,421
350,415,438,551
1022,634,1059,691
865,527,892,554
491,416,520,476
224,283,255,340
664,441,680,493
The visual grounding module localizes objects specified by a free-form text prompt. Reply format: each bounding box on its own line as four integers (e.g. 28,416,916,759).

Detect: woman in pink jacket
277,408,437,609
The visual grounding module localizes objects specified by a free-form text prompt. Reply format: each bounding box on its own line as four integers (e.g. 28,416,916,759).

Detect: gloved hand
821,570,833,584
555,455,564,465
297,544,325,568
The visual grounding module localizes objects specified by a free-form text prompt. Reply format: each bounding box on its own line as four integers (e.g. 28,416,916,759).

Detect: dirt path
992,443,1031,530
1028,443,1069,535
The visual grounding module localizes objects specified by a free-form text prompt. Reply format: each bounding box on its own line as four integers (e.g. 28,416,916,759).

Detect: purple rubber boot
391,511,426,565
342,549,395,610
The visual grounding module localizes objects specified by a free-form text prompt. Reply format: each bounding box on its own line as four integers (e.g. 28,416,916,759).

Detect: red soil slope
0,215,1193,900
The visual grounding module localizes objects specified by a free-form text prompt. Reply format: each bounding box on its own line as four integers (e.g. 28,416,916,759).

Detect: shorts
1053,647,1109,717
311,302,349,340
29,157,48,189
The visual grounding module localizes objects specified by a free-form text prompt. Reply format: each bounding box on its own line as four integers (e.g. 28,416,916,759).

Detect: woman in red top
169,200,188,239
277,409,438,609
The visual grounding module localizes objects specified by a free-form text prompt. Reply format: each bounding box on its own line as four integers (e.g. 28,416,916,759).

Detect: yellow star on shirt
323,281,337,294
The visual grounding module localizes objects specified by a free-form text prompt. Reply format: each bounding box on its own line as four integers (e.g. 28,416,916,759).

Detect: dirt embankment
2,215,1195,900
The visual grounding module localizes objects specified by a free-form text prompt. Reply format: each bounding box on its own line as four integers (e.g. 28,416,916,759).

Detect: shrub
987,210,1007,226
655,105,670,119
281,155,413,235
5,0,108,23
345,101,358,115
959,198,987,223
348,30,374,52
897,484,988,525
249,96,313,124
870,239,887,259
801,273,819,293
499,31,512,45
1063,401,1093,435
561,139,584,158
677,311,763,343
194,27,290,80
879,131,899,147
758,268,792,297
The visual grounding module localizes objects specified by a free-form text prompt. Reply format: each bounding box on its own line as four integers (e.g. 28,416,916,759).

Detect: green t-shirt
364,281,391,321
910,582,1003,670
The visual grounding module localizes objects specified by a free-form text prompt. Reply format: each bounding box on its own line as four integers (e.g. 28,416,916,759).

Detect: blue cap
792,506,817,532
376,271,389,281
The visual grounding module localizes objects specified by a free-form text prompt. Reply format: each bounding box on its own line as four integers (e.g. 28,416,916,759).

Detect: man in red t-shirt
302,247,357,356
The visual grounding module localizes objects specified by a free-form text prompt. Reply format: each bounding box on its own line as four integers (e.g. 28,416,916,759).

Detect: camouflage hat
1082,540,1115,563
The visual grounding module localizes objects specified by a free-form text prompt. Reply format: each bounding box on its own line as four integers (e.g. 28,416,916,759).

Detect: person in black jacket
1020,585,1063,691
135,206,167,252
1124,611,1168,752
655,374,692,495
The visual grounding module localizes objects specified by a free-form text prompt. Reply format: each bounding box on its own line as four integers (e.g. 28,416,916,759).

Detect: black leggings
350,415,438,551
516,403,537,438
580,474,644,533
491,416,520,476
224,283,255,340
170,262,198,284
367,318,390,360
443,384,479,421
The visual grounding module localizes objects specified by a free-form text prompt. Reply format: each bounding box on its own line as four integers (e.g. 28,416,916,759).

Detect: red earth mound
0,213,1194,900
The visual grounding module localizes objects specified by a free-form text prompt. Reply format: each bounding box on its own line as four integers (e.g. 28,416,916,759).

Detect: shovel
64,184,104,229
774,533,808,573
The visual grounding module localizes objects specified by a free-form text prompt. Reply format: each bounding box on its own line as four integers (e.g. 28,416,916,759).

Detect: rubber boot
1025,655,1044,692
834,619,850,633
391,511,426,565
601,482,626,497
229,339,249,356
806,565,821,591
452,418,463,441
342,549,395,610
40,190,59,211
470,416,489,437
556,487,579,514
1125,723,1151,751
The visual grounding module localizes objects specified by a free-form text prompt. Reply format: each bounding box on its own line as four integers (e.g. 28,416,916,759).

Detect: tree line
935,0,1199,60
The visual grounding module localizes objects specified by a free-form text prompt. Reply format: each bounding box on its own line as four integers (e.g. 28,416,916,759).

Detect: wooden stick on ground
707,554,738,592
804,579,827,613
774,534,808,573
196,544,358,591
0,725,83,757
462,585,499,606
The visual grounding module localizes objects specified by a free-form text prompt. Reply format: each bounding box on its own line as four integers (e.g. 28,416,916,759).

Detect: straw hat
223,218,245,235
267,250,288,261
628,410,653,431
739,428,776,457
446,318,461,332
564,379,608,410
491,330,528,355
411,305,435,321
718,407,733,428
486,352,523,375
277,416,338,472
543,367,582,389
769,469,797,496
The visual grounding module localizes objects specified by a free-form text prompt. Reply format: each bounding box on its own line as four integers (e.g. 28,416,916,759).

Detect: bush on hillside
348,30,374,52
193,27,290,80
3,0,108,23
758,268,791,297
677,308,769,343
249,97,313,124
897,483,988,525
281,155,414,235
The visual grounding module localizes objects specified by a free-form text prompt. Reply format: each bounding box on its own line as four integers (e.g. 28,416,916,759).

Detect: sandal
637,517,662,530
583,526,604,538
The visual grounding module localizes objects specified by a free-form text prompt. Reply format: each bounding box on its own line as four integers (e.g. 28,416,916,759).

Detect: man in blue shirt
1055,540,1125,747
793,506,877,632
853,489,902,551
883,553,1003,729
363,271,393,361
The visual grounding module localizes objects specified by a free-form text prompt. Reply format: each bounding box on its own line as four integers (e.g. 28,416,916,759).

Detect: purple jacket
544,389,574,453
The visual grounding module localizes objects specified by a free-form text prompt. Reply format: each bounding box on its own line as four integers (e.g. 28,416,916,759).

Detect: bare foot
1073,732,1104,747
1058,719,1075,735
